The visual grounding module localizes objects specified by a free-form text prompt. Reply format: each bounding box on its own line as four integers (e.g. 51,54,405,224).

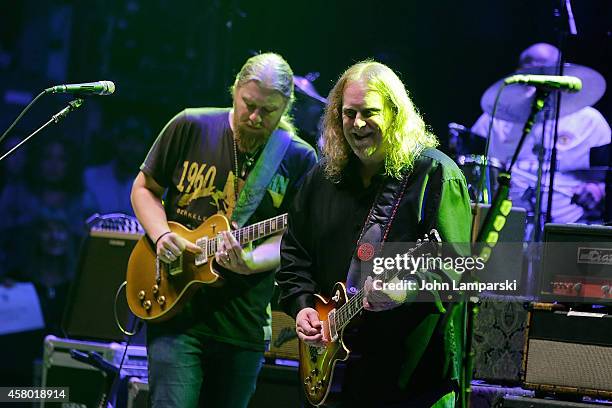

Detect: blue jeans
147,331,264,408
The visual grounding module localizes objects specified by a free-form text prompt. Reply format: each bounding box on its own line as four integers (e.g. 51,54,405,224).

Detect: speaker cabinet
503,395,608,407
41,335,118,407
266,311,299,361
248,364,300,408
122,364,301,408
62,228,143,343
523,303,612,399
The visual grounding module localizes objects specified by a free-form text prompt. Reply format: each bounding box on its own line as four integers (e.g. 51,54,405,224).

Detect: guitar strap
231,128,292,228
345,170,412,295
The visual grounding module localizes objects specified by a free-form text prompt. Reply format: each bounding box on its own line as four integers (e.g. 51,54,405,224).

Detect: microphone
503,75,582,92
45,81,116,96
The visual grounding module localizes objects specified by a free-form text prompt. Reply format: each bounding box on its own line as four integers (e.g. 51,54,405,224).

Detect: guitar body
126,213,230,323
300,282,351,407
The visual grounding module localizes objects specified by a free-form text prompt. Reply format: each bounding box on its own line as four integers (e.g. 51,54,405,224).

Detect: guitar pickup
194,237,208,266
327,310,339,342
168,255,183,276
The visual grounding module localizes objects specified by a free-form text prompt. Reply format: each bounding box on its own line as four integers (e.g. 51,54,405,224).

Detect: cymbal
294,75,327,104
480,63,606,123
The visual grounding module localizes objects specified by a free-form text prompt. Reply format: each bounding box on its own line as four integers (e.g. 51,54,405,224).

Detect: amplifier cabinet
503,395,610,407
127,377,149,408
41,335,147,407
265,311,299,361
541,223,612,303
41,335,117,407
62,228,143,343
522,304,612,399
126,365,301,408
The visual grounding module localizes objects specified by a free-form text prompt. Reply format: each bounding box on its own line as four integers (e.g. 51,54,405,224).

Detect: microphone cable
0,90,45,146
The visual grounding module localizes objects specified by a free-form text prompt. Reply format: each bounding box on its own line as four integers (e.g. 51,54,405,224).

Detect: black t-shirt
141,107,317,350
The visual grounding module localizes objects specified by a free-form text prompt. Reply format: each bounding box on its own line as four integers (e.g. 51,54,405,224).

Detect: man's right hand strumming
156,231,202,264
296,307,327,346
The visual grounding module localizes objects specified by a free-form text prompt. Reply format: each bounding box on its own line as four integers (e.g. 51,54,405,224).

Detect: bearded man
131,52,317,408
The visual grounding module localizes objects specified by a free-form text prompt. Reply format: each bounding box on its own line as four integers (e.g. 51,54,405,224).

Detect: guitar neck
232,213,288,244
335,290,365,331
202,213,288,258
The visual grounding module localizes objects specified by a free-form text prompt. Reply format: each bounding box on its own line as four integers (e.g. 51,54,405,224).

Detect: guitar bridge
194,237,208,266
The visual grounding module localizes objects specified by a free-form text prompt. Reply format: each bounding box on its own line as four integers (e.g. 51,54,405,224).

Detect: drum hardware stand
531,95,558,244
545,0,575,227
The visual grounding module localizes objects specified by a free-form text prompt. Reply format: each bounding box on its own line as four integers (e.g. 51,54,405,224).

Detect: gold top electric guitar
126,213,287,323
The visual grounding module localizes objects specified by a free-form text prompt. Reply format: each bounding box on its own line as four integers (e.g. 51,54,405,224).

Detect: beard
232,114,276,153
233,125,270,153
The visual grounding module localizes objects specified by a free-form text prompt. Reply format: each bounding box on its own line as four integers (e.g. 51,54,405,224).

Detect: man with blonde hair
277,61,472,407
131,52,317,407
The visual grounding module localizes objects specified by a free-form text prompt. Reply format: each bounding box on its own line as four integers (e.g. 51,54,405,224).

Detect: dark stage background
1,0,609,156
0,0,610,390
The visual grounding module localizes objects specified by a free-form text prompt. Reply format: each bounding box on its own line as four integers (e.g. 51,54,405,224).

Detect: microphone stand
461,88,549,408
531,97,555,244
545,0,575,227
0,98,84,163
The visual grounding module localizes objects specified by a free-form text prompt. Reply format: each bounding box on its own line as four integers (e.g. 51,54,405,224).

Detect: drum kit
449,62,608,203
291,65,608,207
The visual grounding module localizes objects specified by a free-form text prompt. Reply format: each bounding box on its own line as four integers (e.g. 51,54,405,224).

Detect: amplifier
62,213,145,344
248,364,300,408
541,223,612,303
127,377,149,408
522,303,612,399
266,311,299,361
124,364,301,408
503,395,611,407
41,335,147,407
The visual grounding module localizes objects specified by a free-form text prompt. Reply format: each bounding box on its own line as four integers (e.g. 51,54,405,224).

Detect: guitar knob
311,369,317,376
304,376,311,384
317,381,323,387
310,386,316,394
157,296,166,306
152,285,159,295
138,290,146,300
143,300,152,310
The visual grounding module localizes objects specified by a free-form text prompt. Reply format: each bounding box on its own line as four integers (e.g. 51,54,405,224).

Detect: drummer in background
472,43,611,232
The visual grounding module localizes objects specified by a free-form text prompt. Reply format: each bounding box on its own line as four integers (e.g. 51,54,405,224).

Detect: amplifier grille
525,338,612,393
266,311,298,360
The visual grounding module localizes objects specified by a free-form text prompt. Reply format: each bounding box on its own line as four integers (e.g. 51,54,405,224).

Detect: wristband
154,231,172,246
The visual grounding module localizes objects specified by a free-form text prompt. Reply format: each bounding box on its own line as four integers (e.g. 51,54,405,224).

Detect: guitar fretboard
204,213,288,257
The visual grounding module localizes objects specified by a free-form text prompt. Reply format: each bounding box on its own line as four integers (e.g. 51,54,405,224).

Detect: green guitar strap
231,128,292,228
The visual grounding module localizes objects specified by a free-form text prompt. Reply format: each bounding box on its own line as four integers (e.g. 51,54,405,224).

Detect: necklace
232,135,239,202
232,134,263,201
